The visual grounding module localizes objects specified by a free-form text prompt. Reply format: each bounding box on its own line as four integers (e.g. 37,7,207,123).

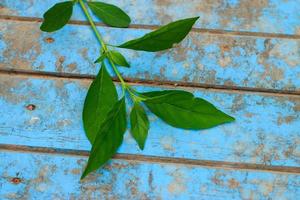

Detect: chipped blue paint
1,0,300,35
0,151,300,199
1,21,300,92
0,75,299,167
0,0,300,197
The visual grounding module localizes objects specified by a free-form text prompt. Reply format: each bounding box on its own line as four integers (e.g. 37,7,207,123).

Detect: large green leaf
81,98,127,179
130,103,149,150
117,17,199,52
40,1,74,32
82,63,118,144
108,51,130,67
87,2,131,28
142,90,235,129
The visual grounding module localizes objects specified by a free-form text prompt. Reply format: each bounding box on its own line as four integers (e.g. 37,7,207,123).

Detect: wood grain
1,151,299,200
1,0,300,35
1,144,299,174
1,20,299,92
0,74,299,167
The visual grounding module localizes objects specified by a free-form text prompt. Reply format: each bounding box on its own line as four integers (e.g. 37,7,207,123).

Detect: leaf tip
80,167,90,180
138,143,145,151
80,172,87,180
226,114,236,123
191,16,200,23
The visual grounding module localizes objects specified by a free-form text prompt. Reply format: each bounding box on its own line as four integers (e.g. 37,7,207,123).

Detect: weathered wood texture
1,20,300,92
0,0,299,199
0,74,299,167
1,151,300,200
1,0,300,35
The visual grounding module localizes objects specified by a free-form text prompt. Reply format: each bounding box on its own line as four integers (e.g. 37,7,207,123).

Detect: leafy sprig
40,0,235,180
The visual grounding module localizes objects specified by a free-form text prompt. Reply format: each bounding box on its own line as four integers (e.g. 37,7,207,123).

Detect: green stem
79,0,106,50
79,0,127,89
108,56,127,88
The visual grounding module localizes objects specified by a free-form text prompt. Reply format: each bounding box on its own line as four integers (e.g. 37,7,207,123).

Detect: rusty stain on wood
0,0,299,198
0,144,300,175
1,0,300,35
1,20,299,93
1,151,300,199
0,74,299,168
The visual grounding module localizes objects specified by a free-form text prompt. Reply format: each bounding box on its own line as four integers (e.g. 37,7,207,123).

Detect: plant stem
79,0,106,50
78,0,127,89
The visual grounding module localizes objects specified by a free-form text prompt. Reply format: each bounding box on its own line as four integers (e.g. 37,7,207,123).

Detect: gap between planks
0,15,300,40
0,144,299,175
0,68,299,97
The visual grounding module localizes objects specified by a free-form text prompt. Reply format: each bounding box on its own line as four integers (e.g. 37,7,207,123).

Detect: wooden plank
0,151,299,200
1,20,299,92
1,0,300,35
0,74,299,167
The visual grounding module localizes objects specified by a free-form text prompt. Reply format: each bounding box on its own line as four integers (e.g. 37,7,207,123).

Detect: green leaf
87,2,131,28
142,90,235,129
108,51,130,67
81,97,127,179
130,103,149,150
94,53,107,63
82,63,118,144
40,1,74,32
117,17,199,52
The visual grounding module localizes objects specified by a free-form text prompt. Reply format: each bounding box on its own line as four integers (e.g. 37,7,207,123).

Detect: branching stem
79,0,129,93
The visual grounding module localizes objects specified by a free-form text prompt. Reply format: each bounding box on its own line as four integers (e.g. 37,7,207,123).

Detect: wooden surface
0,0,299,199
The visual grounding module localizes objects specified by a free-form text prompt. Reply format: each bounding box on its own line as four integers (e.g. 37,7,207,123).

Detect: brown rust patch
220,44,231,52
219,0,269,27
258,39,285,82
228,178,240,189
71,168,81,175
10,177,22,184
1,21,41,70
277,116,296,125
55,56,65,72
219,56,231,68
168,170,186,194
0,76,29,104
26,104,36,111
67,63,78,72
44,37,55,43
269,66,284,81
244,112,254,118
154,0,269,30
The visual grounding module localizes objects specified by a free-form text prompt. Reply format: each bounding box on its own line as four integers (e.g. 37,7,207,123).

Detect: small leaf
87,2,131,28
109,51,130,67
81,97,127,179
130,103,149,150
40,1,74,32
94,53,107,63
82,63,118,144
118,17,199,52
142,90,235,129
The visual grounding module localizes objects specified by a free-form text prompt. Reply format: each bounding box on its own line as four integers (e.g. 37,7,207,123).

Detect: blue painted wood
1,0,300,35
0,74,299,167
1,20,299,92
0,0,299,197
1,151,300,200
